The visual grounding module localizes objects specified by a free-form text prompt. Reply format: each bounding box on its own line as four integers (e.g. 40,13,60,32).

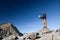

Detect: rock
0,23,23,40
0,23,60,40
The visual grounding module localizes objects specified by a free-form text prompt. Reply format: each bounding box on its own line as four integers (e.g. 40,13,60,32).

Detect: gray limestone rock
0,23,23,40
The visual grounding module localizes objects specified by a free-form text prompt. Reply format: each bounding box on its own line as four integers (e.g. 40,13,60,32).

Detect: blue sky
0,0,60,33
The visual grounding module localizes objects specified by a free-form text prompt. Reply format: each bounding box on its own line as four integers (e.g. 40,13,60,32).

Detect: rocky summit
0,23,60,40
0,13,60,40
